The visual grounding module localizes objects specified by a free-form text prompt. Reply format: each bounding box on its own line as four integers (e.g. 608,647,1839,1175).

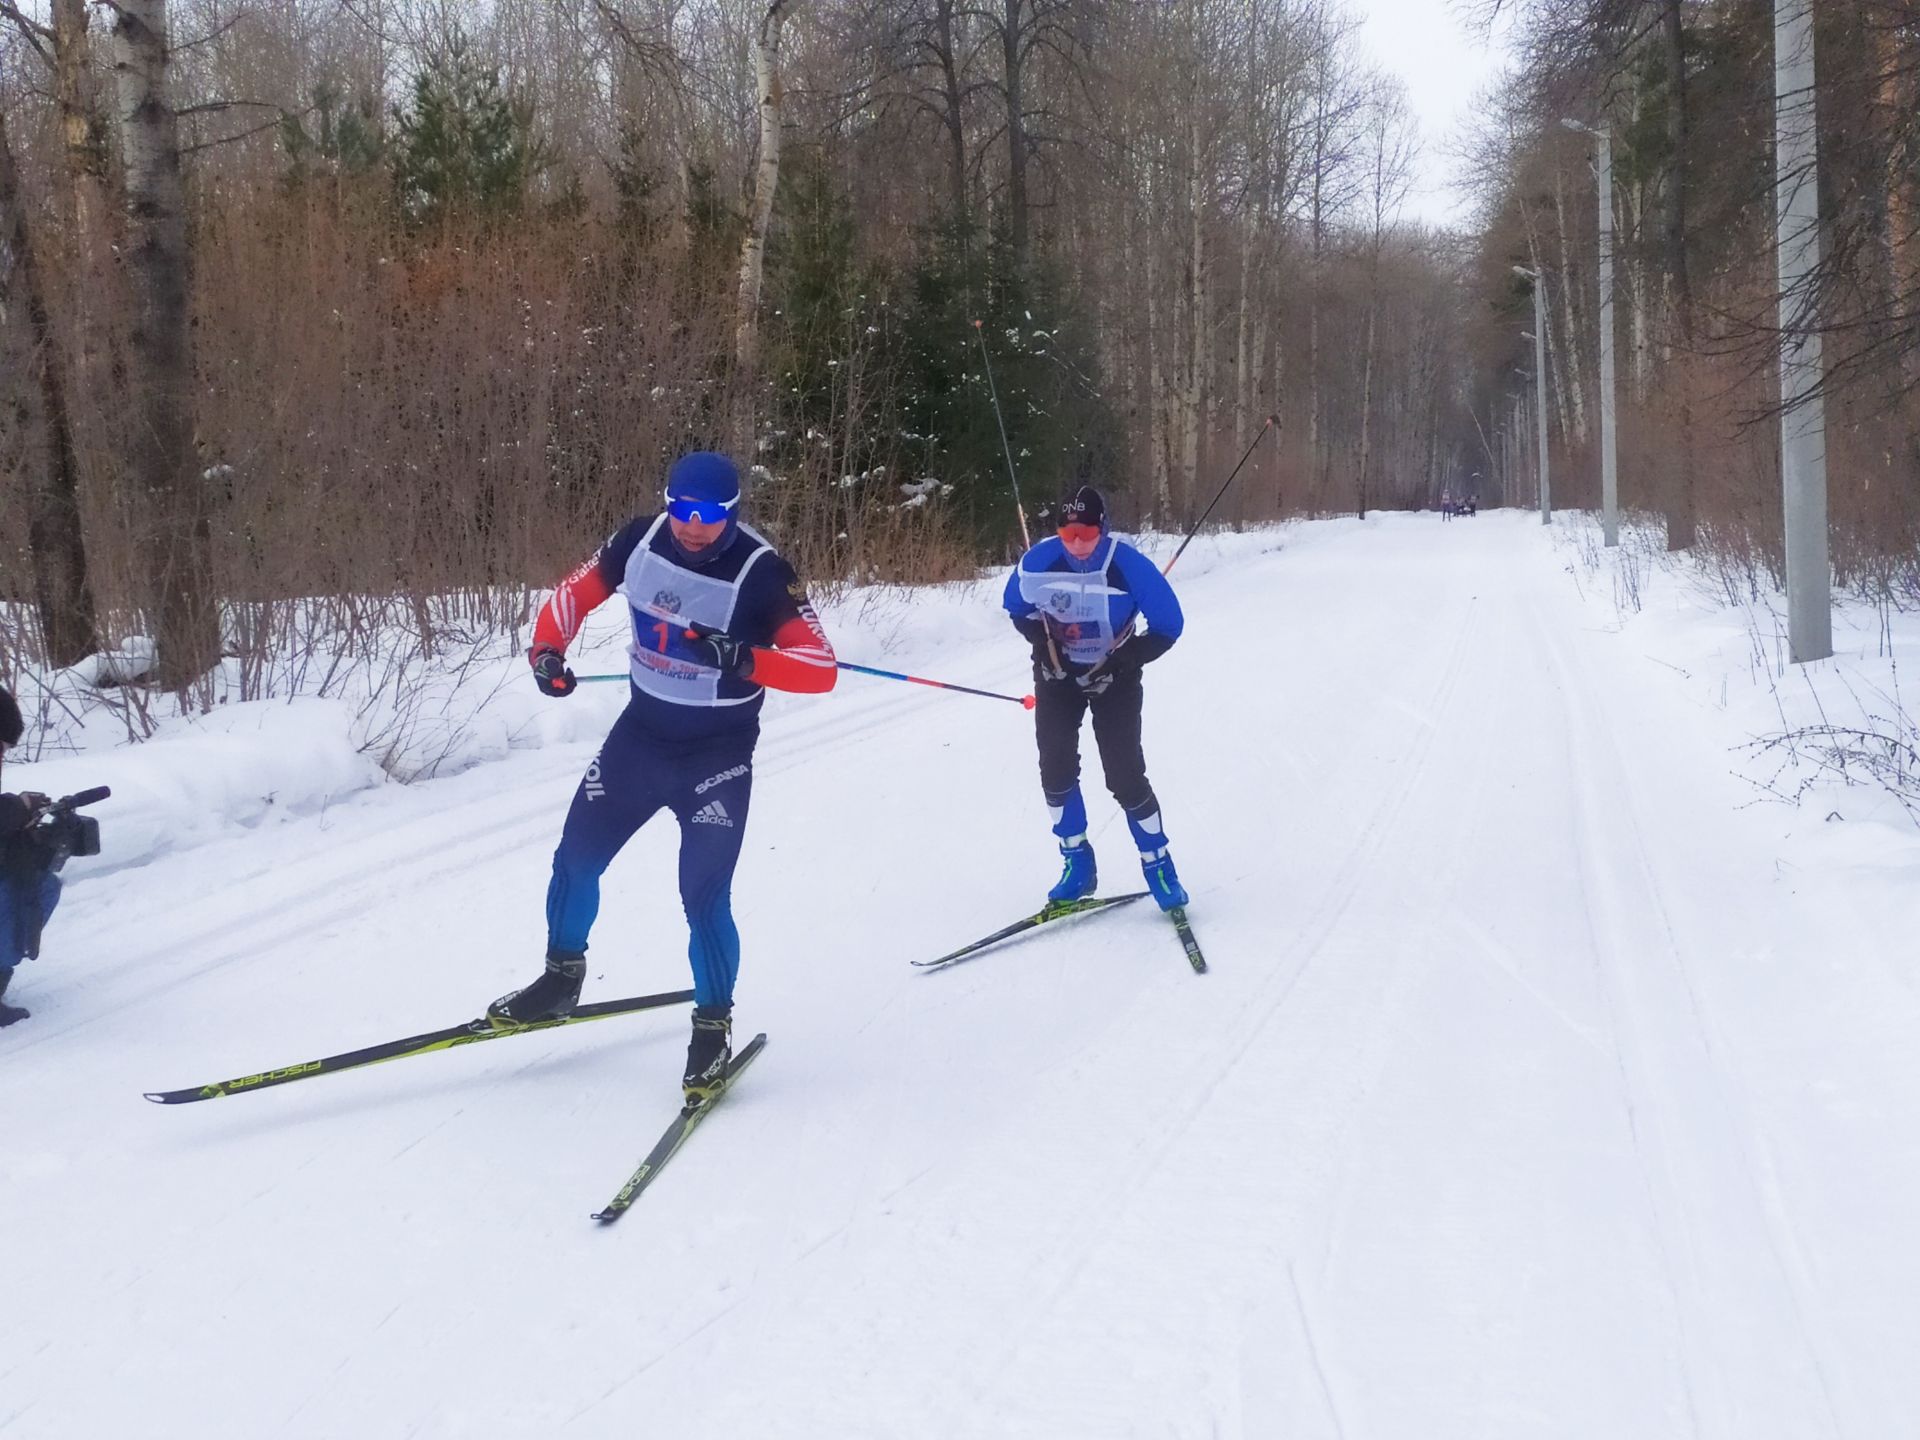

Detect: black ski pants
1032,667,1157,818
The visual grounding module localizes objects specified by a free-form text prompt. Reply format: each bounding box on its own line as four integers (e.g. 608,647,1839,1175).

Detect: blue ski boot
1048,841,1099,904
1141,851,1189,911
1125,802,1189,910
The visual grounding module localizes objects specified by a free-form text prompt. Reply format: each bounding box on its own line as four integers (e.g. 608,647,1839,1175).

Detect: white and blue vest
1014,534,1127,667
620,516,775,707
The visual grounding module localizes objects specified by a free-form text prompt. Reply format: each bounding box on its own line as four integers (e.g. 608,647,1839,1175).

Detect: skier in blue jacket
1004,485,1189,910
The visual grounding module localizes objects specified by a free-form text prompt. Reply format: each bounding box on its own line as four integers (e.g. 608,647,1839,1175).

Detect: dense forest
0,1,1913,694
1468,0,1920,598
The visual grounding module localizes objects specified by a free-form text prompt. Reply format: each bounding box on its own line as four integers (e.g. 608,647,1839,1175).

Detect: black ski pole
971,318,1037,549
972,317,1065,676
1162,415,1278,577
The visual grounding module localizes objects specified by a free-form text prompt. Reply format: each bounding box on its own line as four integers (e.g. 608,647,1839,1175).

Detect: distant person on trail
492,451,837,1106
0,685,60,1029
1440,490,1454,520
1005,484,1190,912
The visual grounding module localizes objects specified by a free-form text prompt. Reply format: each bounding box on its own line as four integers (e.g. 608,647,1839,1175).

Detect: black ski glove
686,630,754,679
1107,631,1175,674
1074,670,1114,696
530,646,577,698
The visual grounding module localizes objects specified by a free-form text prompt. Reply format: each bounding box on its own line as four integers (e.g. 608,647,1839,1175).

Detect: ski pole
971,318,1036,549
576,663,1035,709
972,318,1069,678
836,660,1035,709
1161,414,1279,577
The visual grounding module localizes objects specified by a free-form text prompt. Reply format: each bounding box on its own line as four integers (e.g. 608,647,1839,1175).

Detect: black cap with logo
1058,485,1108,532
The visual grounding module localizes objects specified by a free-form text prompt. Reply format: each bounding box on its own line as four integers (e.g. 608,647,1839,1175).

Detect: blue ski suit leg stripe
671,781,749,1007
545,701,755,1009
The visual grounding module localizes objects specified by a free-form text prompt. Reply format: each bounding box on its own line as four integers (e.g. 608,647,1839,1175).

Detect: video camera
21,785,110,873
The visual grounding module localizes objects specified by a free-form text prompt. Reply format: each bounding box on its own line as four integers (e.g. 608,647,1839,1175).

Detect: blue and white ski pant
545,703,755,1009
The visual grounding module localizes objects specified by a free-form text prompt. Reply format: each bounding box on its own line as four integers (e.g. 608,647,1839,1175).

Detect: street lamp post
1564,118,1619,547
1774,0,1832,662
1514,265,1550,523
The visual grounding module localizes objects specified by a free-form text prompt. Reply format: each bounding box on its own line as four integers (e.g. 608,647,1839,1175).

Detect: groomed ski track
5,513,1917,1438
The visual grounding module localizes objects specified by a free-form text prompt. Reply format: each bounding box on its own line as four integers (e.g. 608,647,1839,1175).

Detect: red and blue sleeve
529,520,648,659
744,561,837,694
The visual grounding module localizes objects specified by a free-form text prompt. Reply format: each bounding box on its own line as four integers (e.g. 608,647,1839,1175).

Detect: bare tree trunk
113,0,219,689
1234,2,1259,458
1876,16,1918,385
730,0,794,458
1146,192,1171,516
1235,215,1252,455
1000,0,1030,270
0,104,98,666
1660,0,1696,550
1624,178,1652,400
1551,165,1589,443
1308,88,1327,484
935,0,968,227
1181,105,1205,517
1357,288,1376,518
53,0,116,392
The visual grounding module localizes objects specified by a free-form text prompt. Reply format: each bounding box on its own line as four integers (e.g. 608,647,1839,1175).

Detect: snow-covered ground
5,511,1918,1439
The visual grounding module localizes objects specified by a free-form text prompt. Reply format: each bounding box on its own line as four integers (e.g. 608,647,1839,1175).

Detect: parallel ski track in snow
16,669,969,1056
1530,602,1855,1439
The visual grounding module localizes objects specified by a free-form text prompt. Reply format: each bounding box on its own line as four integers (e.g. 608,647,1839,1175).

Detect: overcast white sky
1346,0,1518,230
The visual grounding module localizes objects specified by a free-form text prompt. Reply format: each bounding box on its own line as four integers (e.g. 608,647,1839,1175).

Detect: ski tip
142,1092,168,1104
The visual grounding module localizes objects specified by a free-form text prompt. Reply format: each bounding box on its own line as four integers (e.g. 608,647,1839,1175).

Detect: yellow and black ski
1167,906,1208,974
143,989,695,1105
911,892,1150,971
592,1033,769,1223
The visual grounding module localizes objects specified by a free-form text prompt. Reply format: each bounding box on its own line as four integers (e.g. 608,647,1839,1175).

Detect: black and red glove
529,645,577,698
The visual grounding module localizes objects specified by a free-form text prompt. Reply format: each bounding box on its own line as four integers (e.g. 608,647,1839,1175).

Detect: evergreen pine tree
391,32,543,228
899,220,1115,549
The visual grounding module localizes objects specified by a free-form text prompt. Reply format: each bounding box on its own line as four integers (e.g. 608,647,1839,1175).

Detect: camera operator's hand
529,646,577,698
15,792,51,820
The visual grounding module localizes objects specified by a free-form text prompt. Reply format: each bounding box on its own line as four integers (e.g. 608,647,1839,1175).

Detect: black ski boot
682,1004,733,1108
0,968,26,1029
486,949,586,1029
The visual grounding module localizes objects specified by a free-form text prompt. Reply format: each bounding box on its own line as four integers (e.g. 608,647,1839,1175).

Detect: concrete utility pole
1774,0,1832,662
1514,266,1551,523
1565,119,1619,547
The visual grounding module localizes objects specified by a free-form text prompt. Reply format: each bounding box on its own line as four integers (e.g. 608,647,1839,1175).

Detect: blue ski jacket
1003,533,1184,671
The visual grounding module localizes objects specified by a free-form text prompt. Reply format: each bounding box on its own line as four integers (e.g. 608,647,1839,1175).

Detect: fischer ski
1167,906,1207,973
143,989,696,1105
912,892,1149,971
592,1032,769,1222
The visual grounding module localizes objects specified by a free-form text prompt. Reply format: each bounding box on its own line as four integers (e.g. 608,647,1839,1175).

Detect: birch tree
114,0,219,687
0,99,98,666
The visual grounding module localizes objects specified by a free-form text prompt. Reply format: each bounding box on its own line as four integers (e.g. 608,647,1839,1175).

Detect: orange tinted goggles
1057,523,1102,545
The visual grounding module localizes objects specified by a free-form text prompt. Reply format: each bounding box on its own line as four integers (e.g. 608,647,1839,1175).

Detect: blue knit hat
666,452,742,509
663,451,743,560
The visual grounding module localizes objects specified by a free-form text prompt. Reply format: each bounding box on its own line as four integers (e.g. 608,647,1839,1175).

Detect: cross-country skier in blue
489,452,836,1105
1005,484,1189,910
